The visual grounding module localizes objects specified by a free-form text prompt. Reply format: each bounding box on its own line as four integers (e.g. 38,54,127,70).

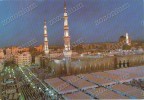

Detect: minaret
63,0,72,74
43,19,49,56
63,0,72,58
126,33,130,45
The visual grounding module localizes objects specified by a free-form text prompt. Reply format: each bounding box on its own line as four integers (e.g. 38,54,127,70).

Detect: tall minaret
126,33,130,45
63,0,72,58
43,19,49,56
63,0,72,74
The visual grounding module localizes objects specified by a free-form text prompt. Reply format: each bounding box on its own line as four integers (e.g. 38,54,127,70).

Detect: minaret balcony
64,26,69,30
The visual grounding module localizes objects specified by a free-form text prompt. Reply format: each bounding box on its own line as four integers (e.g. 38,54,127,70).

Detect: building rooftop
44,66,144,99
78,74,116,86
61,75,98,90
86,87,129,99
44,78,77,94
63,91,92,99
112,84,144,99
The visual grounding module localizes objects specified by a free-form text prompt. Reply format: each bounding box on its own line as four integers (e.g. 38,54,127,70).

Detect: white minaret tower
63,0,72,58
44,19,49,56
126,33,130,45
63,0,72,74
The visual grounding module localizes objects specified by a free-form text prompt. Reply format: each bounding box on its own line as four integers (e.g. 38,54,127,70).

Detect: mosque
40,1,144,76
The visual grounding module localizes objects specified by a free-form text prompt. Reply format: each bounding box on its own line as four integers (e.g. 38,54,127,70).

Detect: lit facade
16,52,32,66
43,19,49,56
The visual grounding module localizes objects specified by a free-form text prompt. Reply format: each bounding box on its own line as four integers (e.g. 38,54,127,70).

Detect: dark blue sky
0,0,143,47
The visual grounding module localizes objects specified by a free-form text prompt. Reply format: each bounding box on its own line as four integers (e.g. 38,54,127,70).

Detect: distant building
119,33,131,45
18,47,29,53
6,48,11,55
14,53,20,65
34,45,43,52
16,52,32,66
136,47,144,54
11,46,19,55
5,48,13,61
119,35,126,42
0,49,5,59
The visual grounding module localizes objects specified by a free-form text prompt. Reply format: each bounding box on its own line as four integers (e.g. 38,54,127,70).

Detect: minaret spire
126,33,130,45
43,18,49,56
44,18,46,26
64,0,66,8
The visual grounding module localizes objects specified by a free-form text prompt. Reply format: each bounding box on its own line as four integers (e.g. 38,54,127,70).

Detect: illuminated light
49,91,52,94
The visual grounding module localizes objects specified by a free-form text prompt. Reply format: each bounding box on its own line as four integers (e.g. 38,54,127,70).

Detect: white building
16,52,32,66
6,48,11,55
5,48,13,61
11,46,19,55
14,53,20,65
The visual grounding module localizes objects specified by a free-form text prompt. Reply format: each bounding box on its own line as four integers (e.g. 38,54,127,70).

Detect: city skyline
0,0,143,48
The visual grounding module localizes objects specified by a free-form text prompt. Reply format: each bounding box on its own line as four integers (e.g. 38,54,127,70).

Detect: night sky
0,0,143,47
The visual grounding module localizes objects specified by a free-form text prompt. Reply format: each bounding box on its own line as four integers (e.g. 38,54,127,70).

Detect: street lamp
46,88,49,91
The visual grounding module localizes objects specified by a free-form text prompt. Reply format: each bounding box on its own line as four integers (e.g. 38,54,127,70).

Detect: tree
4,60,17,68
122,44,131,50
